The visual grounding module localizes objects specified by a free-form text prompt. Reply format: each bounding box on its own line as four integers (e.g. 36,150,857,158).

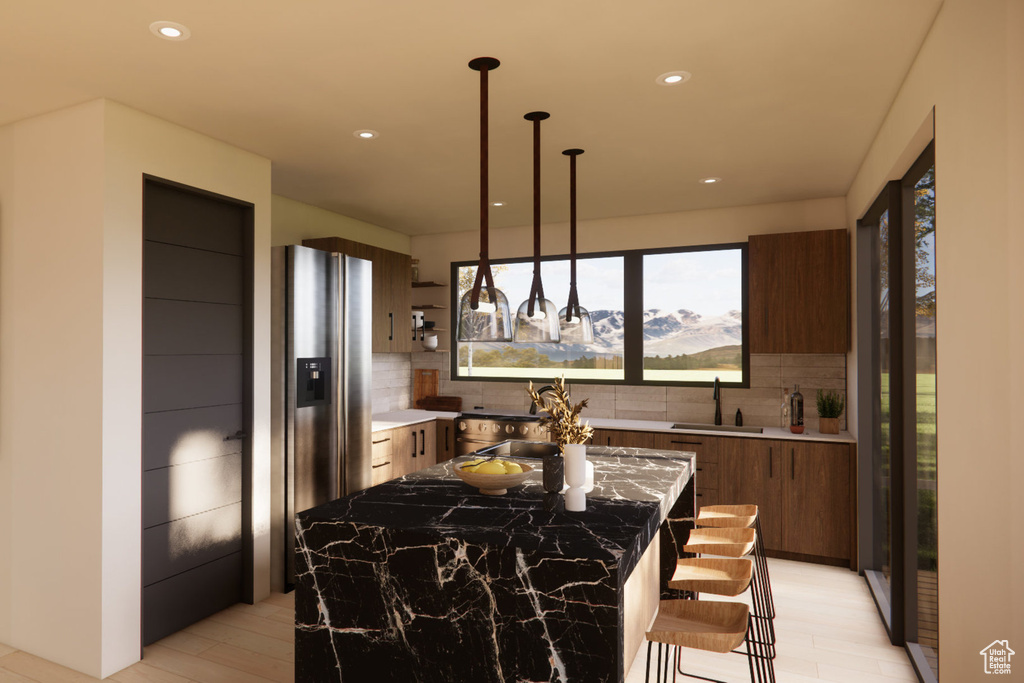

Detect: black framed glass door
858,141,937,682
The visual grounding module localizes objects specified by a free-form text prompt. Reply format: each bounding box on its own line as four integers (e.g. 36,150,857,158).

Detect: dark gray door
142,178,252,645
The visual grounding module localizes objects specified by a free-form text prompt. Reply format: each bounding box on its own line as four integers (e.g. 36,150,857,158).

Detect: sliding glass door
858,142,937,682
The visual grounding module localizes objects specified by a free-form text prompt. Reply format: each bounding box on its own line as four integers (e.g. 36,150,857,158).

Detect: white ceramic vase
563,443,587,511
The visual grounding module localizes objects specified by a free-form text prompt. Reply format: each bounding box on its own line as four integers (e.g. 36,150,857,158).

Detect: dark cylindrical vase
542,453,564,493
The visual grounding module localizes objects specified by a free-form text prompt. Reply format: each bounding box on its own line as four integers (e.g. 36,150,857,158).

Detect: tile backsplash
394,352,847,431
371,353,412,413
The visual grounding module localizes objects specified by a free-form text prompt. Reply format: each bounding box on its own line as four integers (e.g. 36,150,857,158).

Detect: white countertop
585,417,856,444
372,409,460,432
372,409,855,443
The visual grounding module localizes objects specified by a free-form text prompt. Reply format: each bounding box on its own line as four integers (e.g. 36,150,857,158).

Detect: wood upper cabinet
748,228,850,354
435,418,456,463
303,236,412,353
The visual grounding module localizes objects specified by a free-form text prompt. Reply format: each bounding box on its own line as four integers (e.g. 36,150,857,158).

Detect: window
451,244,748,386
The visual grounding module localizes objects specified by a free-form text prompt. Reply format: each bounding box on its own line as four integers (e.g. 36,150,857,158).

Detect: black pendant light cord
563,148,584,321
468,57,500,310
524,111,550,317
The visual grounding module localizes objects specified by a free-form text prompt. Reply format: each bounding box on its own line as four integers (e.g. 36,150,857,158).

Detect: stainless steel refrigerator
271,245,372,590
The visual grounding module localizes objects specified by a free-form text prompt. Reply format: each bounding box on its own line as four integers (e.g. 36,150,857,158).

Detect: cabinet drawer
695,488,720,507
654,433,718,463
693,460,719,490
370,459,393,486
371,432,393,464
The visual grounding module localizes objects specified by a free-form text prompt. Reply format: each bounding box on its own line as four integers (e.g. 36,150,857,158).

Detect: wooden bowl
453,460,534,495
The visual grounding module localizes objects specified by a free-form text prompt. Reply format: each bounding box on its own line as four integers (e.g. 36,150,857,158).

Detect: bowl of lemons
453,457,534,495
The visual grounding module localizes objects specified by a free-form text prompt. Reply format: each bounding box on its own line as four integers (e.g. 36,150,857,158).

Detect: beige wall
271,194,410,253
0,100,272,678
0,101,107,675
845,0,1023,678
411,196,847,352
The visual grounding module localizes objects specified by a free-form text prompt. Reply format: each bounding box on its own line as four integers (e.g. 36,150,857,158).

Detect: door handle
389,312,394,341
372,461,391,469
420,429,425,456
411,430,417,458
445,426,450,451
372,437,391,445
769,446,773,477
224,431,247,441
791,448,795,480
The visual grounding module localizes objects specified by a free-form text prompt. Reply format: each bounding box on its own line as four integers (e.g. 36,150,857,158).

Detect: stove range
455,411,551,456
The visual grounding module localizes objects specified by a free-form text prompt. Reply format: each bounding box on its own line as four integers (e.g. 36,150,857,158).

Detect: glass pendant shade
513,296,561,343
557,305,594,344
457,286,512,342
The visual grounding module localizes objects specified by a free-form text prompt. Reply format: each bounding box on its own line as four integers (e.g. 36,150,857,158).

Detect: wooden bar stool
644,599,775,683
695,505,775,624
688,507,774,655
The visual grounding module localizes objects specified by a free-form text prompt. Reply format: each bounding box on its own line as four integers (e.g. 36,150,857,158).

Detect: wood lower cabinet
781,441,852,560
371,432,395,486
414,421,437,470
653,433,719,507
435,418,455,463
591,428,655,449
718,438,785,551
717,436,852,565
303,236,412,353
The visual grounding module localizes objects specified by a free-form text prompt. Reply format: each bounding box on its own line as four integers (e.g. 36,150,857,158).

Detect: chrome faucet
713,376,722,426
529,385,556,415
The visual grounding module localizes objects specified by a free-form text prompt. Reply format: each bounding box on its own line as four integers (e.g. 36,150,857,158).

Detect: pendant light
513,111,561,343
558,148,594,344
457,57,513,343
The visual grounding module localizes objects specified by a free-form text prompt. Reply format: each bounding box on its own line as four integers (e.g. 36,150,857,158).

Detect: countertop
371,408,460,432
298,445,692,570
372,408,855,443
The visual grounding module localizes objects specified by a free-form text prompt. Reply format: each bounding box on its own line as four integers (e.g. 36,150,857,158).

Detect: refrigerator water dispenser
297,357,331,407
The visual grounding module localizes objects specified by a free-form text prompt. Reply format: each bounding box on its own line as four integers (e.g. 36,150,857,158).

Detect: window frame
449,241,749,388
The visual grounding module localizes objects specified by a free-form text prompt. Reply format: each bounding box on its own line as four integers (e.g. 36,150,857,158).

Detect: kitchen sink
671,423,764,434
472,440,560,459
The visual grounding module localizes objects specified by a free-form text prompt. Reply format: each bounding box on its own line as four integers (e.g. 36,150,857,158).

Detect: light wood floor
0,559,917,683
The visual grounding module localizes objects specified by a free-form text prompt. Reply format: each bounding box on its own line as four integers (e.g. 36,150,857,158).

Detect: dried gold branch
527,375,594,449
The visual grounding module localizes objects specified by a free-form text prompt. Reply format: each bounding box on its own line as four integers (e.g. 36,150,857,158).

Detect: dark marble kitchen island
294,445,694,683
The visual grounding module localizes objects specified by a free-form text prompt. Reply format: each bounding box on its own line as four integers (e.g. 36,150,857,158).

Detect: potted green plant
816,389,845,434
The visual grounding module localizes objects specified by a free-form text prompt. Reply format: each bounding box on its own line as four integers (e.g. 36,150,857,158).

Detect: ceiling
0,1,942,236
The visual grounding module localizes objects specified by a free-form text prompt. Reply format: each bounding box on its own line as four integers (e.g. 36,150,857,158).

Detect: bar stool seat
682,527,756,557
696,504,758,529
669,557,753,596
644,600,775,682
647,599,749,653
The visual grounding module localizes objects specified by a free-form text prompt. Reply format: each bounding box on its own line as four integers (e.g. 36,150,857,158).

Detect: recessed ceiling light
656,70,692,86
150,21,191,41
353,129,379,139
699,177,722,184
490,201,507,207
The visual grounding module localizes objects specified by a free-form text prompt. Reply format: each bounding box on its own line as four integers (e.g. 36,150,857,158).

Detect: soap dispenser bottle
789,385,805,434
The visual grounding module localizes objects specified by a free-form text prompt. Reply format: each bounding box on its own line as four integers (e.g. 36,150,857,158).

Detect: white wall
0,101,107,675
272,194,410,253
844,0,1023,678
0,100,272,678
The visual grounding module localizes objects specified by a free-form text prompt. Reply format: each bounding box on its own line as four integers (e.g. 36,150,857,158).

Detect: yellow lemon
475,461,507,475
503,462,523,474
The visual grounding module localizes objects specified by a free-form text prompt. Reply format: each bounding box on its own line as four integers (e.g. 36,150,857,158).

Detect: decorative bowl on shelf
453,459,534,495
